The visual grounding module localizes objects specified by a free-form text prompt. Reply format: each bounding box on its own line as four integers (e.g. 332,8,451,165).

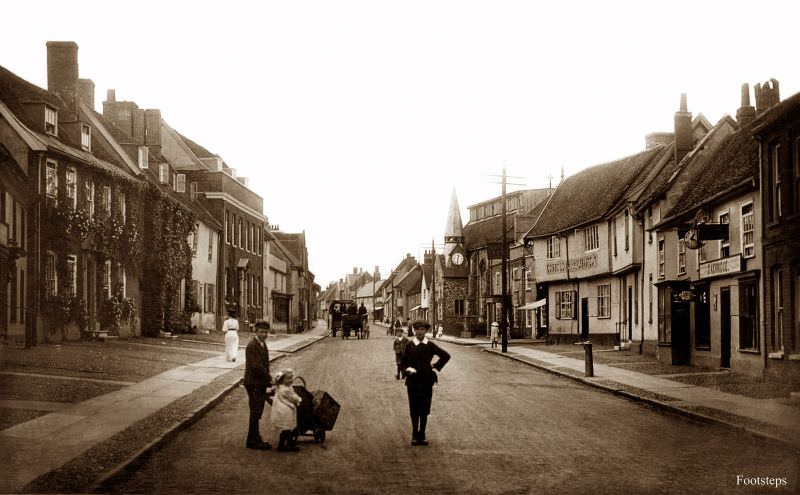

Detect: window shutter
572,291,578,319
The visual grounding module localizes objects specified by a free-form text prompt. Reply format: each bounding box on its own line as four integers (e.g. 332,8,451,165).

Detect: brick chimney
736,83,756,127
674,93,692,164
77,78,95,111
754,78,780,115
103,89,141,143
47,41,79,114
145,108,161,154
132,109,145,144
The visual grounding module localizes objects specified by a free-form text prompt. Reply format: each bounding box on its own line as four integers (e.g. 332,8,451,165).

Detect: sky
2,1,798,287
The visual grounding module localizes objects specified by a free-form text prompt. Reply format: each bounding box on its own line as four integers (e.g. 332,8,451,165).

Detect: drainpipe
639,214,646,354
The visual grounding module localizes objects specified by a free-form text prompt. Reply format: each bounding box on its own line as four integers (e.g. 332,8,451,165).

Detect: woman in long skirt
222,309,240,362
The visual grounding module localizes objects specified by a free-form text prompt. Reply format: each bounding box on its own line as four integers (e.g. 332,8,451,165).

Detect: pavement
415,324,800,452
0,322,331,494
2,320,799,493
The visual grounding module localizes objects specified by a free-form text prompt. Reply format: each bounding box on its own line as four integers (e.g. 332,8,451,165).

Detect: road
108,333,798,495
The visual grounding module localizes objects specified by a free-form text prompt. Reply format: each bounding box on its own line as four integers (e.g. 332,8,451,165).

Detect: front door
580,298,589,340
627,286,633,340
720,288,731,368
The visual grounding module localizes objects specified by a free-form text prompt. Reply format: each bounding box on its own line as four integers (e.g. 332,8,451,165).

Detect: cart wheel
313,429,326,443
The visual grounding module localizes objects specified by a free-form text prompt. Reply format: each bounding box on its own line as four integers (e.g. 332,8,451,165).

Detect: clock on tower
451,252,464,266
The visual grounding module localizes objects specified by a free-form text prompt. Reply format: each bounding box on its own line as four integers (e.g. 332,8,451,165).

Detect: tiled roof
464,212,519,251
272,232,305,266
665,126,758,221
176,131,217,159
0,65,72,128
526,146,665,238
752,91,800,133
398,265,422,292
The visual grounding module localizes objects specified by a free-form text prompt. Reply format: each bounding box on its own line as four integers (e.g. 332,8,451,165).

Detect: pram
290,377,340,444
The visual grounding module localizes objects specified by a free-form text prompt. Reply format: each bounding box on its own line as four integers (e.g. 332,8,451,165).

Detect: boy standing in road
244,321,272,450
401,320,451,446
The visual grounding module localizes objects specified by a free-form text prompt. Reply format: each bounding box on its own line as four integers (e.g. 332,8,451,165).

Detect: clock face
451,253,464,265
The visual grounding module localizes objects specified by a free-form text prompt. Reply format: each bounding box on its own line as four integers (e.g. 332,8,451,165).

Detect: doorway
580,298,589,340
627,286,633,340
720,288,731,368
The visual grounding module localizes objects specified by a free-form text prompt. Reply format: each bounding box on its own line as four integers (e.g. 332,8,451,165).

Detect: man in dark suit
244,320,272,450
401,320,451,446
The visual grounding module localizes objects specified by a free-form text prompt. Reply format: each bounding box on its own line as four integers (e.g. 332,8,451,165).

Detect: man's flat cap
411,320,431,329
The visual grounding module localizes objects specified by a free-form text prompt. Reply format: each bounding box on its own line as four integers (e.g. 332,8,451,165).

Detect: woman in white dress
222,309,240,362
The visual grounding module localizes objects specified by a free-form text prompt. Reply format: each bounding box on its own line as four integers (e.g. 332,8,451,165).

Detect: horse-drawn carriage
329,299,369,339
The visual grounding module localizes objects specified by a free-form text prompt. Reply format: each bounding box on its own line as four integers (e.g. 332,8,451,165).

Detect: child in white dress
270,368,302,451
222,310,240,362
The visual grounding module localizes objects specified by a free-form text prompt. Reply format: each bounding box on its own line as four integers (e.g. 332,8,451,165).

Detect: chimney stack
145,108,161,154
736,83,756,127
674,93,692,164
754,79,780,115
47,41,79,114
77,78,95,111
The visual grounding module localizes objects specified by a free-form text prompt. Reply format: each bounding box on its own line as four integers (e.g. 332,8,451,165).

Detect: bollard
583,341,594,377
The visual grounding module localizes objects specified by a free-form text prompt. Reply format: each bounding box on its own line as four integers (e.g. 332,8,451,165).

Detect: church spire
444,187,464,257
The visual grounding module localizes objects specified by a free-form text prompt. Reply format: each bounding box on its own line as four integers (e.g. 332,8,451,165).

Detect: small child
393,331,408,379
270,368,302,452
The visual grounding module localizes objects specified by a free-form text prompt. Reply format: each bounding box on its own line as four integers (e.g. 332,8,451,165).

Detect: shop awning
410,305,421,311
237,258,249,268
519,299,546,310
374,306,383,311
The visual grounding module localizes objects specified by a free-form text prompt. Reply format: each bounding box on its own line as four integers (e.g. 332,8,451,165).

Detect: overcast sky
2,1,798,286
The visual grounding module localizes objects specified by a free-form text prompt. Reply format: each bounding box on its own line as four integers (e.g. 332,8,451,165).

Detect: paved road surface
109,333,799,494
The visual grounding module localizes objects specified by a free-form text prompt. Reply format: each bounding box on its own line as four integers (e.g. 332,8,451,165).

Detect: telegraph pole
500,166,509,352
487,166,525,353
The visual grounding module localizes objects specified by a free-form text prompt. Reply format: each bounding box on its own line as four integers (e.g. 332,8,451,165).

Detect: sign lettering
546,254,597,274
699,255,742,279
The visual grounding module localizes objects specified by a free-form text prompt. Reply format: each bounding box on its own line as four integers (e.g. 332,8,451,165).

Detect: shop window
739,280,758,351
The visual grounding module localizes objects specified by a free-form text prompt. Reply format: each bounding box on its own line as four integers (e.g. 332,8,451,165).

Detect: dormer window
81,124,91,151
176,174,186,193
45,106,57,135
159,163,169,184
138,146,149,169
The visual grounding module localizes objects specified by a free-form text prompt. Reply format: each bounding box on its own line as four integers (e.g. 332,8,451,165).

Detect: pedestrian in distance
271,368,303,452
405,317,412,337
400,320,451,446
243,320,272,450
490,321,499,349
222,308,240,362
393,330,408,380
